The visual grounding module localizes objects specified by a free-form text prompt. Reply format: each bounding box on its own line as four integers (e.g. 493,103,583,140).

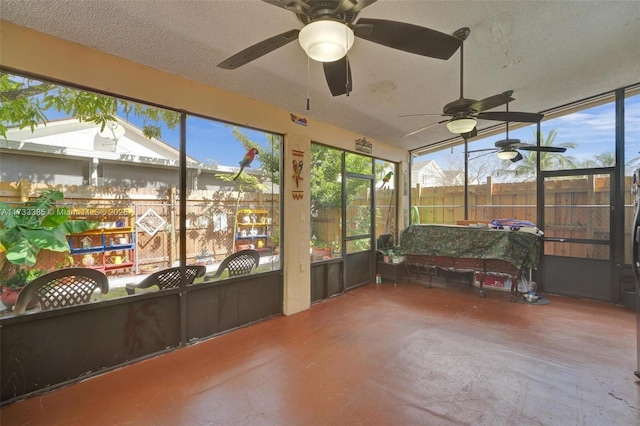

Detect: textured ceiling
1,0,639,153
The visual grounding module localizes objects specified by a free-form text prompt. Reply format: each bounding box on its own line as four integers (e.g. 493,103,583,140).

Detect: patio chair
207,249,260,280
13,268,109,314
126,265,206,295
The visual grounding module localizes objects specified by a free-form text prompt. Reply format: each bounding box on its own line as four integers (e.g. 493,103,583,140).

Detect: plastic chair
126,265,206,294
208,249,260,279
377,234,393,250
13,268,109,314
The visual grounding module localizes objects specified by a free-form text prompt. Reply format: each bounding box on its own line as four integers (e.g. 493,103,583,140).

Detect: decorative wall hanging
136,209,166,237
292,149,304,200
355,137,372,154
290,114,308,126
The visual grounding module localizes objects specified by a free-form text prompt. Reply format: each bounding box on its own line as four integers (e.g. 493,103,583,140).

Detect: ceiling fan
217,0,462,97
467,105,566,163
401,27,543,138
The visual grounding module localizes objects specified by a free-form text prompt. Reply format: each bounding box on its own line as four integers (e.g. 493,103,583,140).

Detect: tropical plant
0,190,98,286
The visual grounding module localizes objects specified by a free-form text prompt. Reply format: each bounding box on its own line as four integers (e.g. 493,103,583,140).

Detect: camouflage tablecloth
400,225,540,270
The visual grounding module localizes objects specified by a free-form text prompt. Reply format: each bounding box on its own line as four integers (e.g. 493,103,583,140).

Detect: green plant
271,229,280,246
310,235,327,248
2,269,47,289
0,190,98,286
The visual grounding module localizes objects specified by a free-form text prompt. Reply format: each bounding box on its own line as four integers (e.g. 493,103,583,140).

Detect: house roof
2,117,202,168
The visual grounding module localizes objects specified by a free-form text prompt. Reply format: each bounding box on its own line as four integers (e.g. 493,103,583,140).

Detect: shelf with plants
68,207,136,273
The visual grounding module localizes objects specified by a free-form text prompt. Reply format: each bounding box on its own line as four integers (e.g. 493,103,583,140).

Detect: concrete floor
1,279,638,425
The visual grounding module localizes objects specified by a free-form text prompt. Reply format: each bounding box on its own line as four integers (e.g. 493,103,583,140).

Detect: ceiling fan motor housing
293,1,360,25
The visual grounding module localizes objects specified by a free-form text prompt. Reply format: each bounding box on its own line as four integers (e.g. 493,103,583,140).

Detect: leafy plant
2,269,47,289
0,190,98,284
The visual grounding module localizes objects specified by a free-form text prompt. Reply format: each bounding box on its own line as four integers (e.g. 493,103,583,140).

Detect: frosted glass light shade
299,20,355,62
497,149,519,160
446,117,476,134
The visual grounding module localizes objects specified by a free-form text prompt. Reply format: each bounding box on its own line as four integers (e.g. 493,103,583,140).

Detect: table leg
509,271,520,302
478,260,486,298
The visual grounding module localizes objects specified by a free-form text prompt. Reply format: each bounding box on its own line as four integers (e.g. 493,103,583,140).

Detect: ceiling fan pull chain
345,55,351,96
306,56,311,110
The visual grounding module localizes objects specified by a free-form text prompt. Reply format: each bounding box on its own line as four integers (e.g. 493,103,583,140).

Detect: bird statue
379,171,393,189
292,160,303,188
233,147,259,180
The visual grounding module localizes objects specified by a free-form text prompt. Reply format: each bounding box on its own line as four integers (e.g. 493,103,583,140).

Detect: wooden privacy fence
0,181,279,275
412,175,635,262
310,188,397,250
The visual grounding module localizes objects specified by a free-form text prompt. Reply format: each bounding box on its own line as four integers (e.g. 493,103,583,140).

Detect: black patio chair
13,268,109,314
207,249,260,280
126,265,206,295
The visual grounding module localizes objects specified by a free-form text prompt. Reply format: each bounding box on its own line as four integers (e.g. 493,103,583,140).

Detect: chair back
126,265,206,294
210,249,260,279
377,233,393,250
13,268,109,314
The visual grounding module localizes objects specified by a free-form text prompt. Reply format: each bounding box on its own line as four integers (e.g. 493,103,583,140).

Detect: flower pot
312,247,331,260
1,285,37,311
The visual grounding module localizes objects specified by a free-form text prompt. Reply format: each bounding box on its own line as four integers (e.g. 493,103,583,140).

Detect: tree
310,145,342,207
579,152,615,168
0,72,179,139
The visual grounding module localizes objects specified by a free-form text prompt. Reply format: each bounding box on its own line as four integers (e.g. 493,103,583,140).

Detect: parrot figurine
379,171,393,189
233,147,259,180
292,160,303,188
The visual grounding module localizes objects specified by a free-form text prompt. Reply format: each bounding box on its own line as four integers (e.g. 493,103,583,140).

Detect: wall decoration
136,209,166,237
290,114,308,126
355,137,372,154
292,149,304,200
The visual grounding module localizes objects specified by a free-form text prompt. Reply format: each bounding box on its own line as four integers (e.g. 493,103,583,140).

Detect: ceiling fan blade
402,119,449,138
217,29,300,69
469,93,514,113
323,57,352,97
511,152,524,162
518,145,567,153
477,111,544,123
354,18,461,60
494,138,524,148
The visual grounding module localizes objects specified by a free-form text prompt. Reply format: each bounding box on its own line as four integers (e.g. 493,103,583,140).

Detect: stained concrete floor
1,279,639,425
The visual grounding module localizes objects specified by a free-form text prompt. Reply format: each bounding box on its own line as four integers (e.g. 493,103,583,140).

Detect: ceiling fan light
446,117,476,134
299,20,355,62
497,149,519,160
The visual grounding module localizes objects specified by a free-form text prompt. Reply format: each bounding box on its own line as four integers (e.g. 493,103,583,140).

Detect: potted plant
0,190,98,310
310,235,331,260
0,268,47,309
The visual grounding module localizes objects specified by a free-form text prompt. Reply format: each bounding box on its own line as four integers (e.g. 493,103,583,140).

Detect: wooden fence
0,180,279,275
